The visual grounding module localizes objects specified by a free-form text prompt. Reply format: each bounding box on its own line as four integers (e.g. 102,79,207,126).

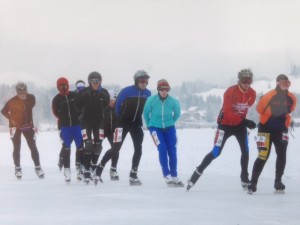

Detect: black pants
104,129,119,168
250,125,288,185
83,125,103,170
11,128,40,167
100,123,144,171
197,124,249,180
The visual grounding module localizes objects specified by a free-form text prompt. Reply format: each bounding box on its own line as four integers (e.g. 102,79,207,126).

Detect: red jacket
218,84,256,126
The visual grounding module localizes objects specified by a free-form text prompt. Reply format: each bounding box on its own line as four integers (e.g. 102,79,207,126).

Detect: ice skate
171,177,184,187
94,165,104,186
164,175,173,186
77,169,84,181
83,169,93,184
274,180,285,193
110,167,119,181
129,169,142,186
35,166,44,179
64,168,71,183
15,167,22,180
93,175,103,186
247,183,257,194
241,177,251,190
187,169,202,191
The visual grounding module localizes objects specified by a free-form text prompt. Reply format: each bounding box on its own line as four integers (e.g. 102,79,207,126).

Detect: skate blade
83,180,90,185
129,182,142,186
167,183,184,188
274,190,285,194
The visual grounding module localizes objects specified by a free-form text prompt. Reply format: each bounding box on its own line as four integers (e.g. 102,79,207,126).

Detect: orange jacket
1,94,36,128
256,87,297,129
218,84,256,126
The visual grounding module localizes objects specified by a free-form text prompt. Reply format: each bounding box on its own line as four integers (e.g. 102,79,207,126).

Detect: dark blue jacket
115,85,151,126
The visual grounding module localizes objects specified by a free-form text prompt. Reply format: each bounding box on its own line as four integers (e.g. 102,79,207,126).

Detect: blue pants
149,126,178,177
60,125,83,149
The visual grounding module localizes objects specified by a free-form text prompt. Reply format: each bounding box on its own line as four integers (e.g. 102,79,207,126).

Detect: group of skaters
1,69,297,194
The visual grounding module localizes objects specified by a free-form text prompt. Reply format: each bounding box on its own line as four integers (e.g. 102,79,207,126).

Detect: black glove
243,119,256,129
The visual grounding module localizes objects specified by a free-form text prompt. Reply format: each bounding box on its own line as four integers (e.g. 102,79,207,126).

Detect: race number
113,128,123,143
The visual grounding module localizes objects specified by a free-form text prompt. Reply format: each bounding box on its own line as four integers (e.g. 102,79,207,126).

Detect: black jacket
52,91,81,128
76,86,110,127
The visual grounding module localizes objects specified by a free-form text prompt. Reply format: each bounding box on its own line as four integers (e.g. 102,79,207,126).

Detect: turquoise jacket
143,94,181,128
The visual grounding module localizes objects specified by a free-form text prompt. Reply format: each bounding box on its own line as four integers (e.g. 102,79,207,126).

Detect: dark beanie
157,79,170,91
276,74,289,82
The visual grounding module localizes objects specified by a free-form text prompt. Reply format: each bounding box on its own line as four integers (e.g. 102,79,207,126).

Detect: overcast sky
1,0,300,90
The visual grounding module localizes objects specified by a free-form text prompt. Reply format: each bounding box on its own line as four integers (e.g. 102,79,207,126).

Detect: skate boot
15,167,22,180
58,156,63,171
187,169,202,191
274,180,285,193
94,165,104,186
129,169,142,186
171,177,185,187
164,175,173,186
77,167,84,181
83,169,93,184
247,182,257,194
64,168,71,183
35,166,44,179
241,177,251,190
110,167,119,181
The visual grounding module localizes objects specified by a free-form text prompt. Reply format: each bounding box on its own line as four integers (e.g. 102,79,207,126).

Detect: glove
243,119,256,129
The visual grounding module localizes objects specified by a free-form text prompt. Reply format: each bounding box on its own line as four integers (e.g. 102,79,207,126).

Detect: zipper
110,110,113,130
65,96,72,126
22,100,28,125
161,100,165,128
132,90,141,122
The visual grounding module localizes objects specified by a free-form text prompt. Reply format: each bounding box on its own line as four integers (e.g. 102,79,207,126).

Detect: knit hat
157,79,170,91
56,77,69,96
276,74,289,82
108,90,117,100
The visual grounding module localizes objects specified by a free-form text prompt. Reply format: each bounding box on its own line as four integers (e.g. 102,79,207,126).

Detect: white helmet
238,69,253,80
15,82,28,94
133,70,150,82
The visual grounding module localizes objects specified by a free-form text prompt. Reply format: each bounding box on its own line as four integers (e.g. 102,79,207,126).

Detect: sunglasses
138,79,148,85
240,78,252,85
277,80,291,87
90,78,101,84
158,87,170,92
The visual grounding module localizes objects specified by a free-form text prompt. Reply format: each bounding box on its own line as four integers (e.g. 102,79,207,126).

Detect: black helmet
15,82,28,94
133,70,150,82
238,69,253,81
88,71,102,85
